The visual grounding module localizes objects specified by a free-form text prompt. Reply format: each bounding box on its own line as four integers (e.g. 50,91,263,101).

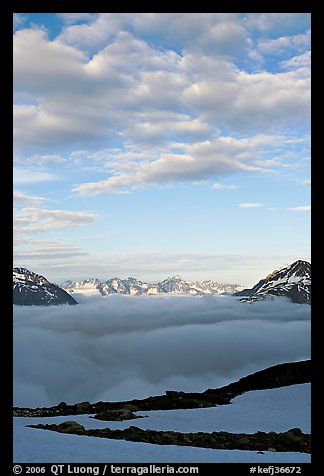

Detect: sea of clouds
13,295,311,407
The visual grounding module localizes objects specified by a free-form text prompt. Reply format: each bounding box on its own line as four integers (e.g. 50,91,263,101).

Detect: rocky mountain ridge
61,274,242,297
13,267,77,306
13,259,311,305
234,260,311,304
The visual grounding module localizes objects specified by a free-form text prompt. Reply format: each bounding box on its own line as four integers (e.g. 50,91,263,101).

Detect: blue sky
13,13,311,286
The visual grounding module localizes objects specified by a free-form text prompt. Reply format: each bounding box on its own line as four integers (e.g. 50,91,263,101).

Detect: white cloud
13,24,310,156
195,20,250,57
287,206,311,212
303,179,311,187
14,207,98,234
13,191,47,206
13,166,56,184
124,111,211,144
13,29,87,92
13,297,310,406
212,183,239,190
257,30,310,56
14,238,88,262
31,154,65,164
183,59,310,131
239,203,264,208
281,51,311,71
57,13,122,53
244,13,310,35
73,135,280,195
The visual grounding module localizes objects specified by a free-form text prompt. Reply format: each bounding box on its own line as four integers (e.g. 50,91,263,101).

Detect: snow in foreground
14,384,310,463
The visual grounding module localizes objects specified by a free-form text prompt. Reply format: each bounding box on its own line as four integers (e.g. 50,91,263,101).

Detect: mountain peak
13,268,77,306
13,267,35,276
62,275,241,297
236,260,311,304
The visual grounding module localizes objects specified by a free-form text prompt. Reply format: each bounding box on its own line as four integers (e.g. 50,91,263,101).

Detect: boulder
57,402,67,409
57,421,85,433
75,401,92,412
280,428,304,445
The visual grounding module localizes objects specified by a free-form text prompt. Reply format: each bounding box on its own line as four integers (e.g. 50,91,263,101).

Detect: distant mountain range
234,260,311,304
61,275,242,297
13,260,311,305
13,268,77,306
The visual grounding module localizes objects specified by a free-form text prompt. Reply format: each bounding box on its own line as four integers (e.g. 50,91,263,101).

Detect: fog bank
13,295,310,407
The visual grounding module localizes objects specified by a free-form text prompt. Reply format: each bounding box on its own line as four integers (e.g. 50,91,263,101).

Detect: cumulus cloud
13,22,310,157
244,13,310,36
13,296,310,407
280,51,311,71
257,30,310,56
57,13,121,52
183,61,310,131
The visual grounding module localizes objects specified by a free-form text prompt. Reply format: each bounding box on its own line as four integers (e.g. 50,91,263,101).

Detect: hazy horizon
14,255,311,288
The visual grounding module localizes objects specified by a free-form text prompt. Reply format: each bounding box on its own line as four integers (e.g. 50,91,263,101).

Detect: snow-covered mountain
234,260,311,304
13,268,78,306
61,275,242,297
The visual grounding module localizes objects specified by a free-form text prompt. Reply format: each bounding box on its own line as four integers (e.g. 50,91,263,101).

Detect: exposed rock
75,402,92,412
165,391,185,397
91,409,141,421
56,421,85,433
206,360,311,395
280,428,304,445
234,260,311,304
28,423,311,453
13,267,77,306
57,402,67,409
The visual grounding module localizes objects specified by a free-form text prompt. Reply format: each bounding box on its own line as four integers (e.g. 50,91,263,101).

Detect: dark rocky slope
13,267,77,306
234,260,311,304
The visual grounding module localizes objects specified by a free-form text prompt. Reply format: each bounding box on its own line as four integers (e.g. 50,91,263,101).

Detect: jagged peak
13,267,35,275
13,267,77,306
239,259,311,304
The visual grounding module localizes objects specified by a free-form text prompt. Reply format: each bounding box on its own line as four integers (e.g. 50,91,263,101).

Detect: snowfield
14,384,310,463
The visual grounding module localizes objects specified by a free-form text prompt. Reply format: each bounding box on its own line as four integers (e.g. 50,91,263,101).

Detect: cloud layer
13,295,310,407
13,15,310,194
